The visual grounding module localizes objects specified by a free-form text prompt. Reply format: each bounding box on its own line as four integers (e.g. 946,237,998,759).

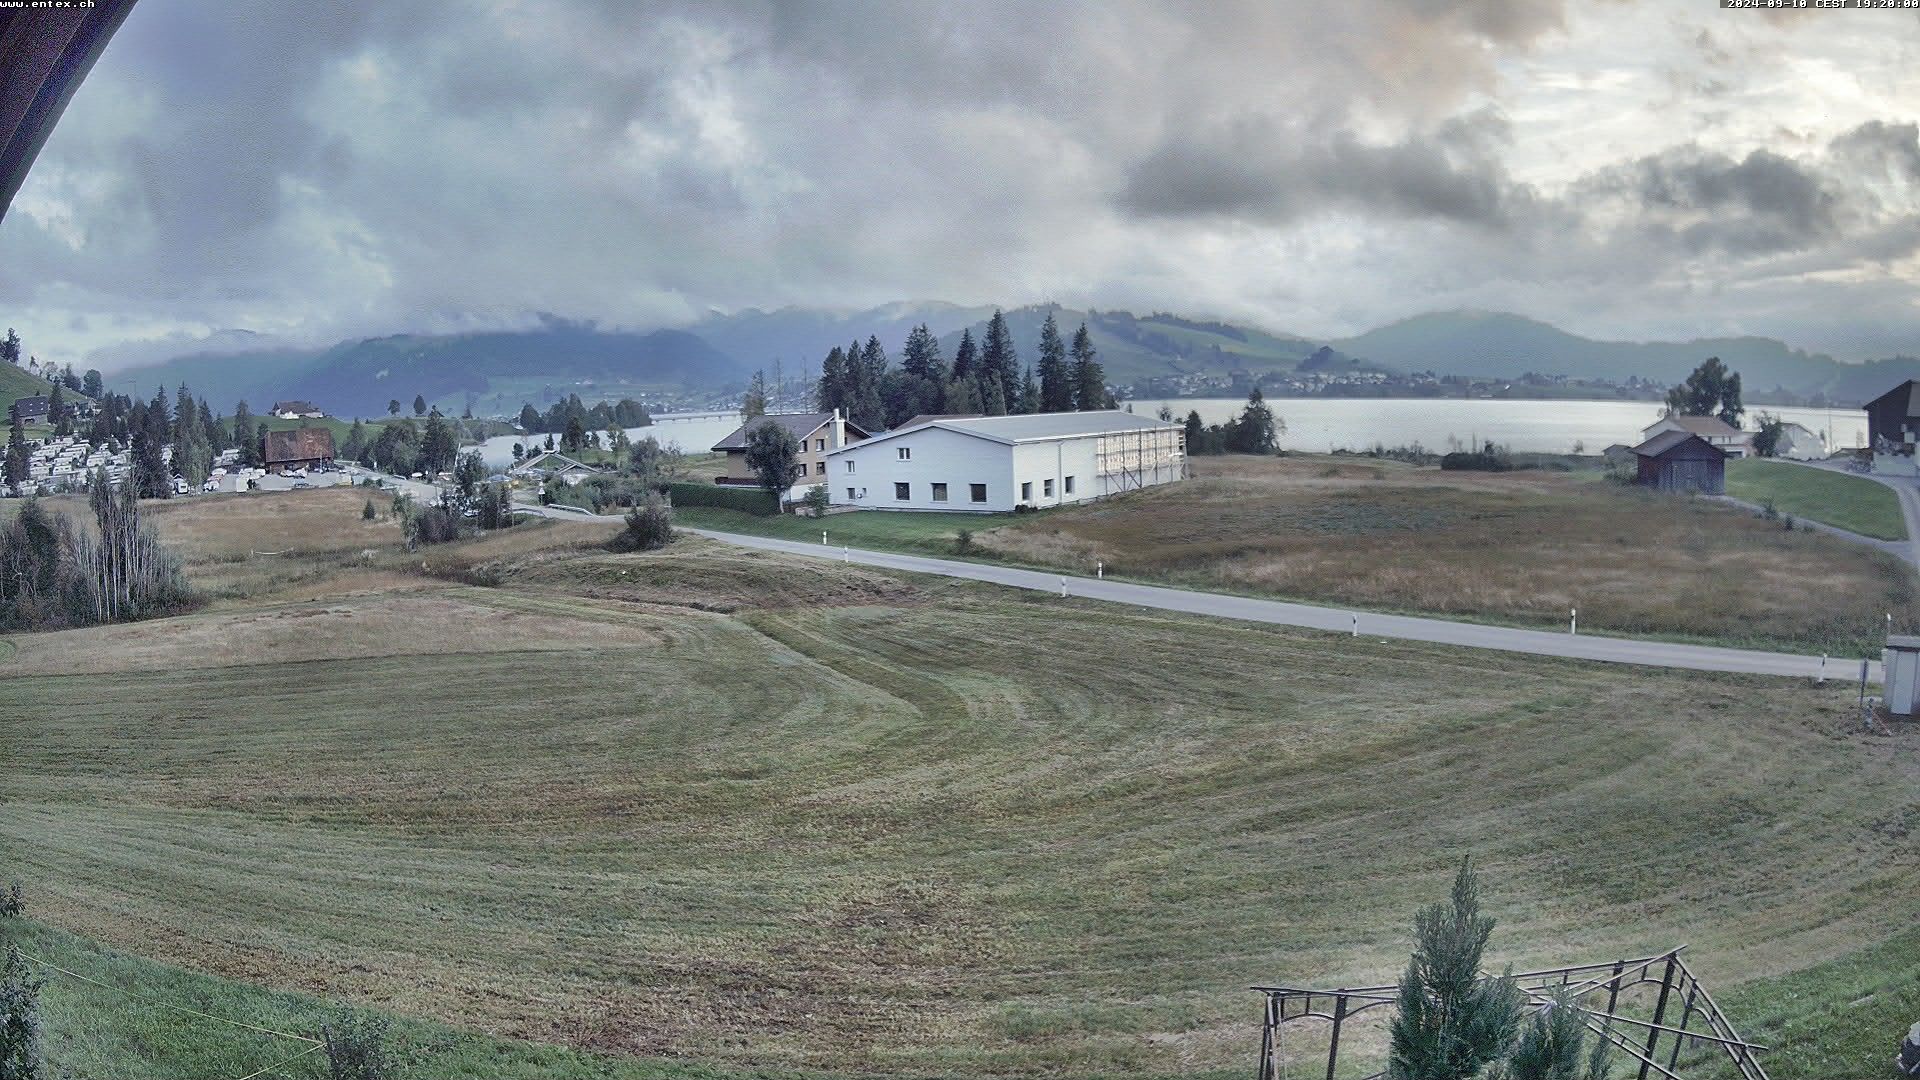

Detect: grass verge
1726,458,1907,541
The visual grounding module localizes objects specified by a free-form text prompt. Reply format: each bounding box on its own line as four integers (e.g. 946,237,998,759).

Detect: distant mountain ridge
107,305,1920,415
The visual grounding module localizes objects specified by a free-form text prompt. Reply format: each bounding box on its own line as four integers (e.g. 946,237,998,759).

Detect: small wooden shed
1631,430,1727,494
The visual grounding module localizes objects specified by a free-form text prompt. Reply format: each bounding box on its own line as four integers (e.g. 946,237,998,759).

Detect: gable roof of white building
832,410,1174,452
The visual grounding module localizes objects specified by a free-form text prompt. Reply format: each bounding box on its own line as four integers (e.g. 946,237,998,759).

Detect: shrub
802,485,831,518
611,494,674,552
362,499,377,521
0,883,19,918
954,528,974,554
665,482,777,516
0,944,43,1080
406,505,462,547
1439,443,1513,472
320,1010,395,1080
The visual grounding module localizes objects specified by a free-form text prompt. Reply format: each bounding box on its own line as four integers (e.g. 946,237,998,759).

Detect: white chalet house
1638,414,1750,458
826,410,1185,513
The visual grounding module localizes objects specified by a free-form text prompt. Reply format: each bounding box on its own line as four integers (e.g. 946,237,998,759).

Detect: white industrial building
825,410,1185,512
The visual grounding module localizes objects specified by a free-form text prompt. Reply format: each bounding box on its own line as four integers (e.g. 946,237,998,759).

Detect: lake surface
1124,397,1869,456
475,399,1869,468
476,411,745,469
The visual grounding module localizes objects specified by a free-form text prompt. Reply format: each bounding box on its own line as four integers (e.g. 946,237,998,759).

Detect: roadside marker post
1820,653,1827,683
1570,607,1577,635
1097,560,1103,579
1060,577,1069,598
842,545,849,562
822,530,827,545
1351,613,1358,638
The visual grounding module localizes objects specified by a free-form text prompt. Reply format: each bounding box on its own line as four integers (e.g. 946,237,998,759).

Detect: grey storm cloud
1117,110,1529,228
1,0,1918,368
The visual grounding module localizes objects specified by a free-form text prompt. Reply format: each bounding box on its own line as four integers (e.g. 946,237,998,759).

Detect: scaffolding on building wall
1254,947,1768,1080
1096,424,1186,495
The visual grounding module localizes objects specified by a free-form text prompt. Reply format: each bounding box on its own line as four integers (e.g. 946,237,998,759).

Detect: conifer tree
412,394,427,417
742,371,770,419
816,347,850,415
1069,323,1110,410
1037,312,1072,412
1386,858,1523,1080
851,336,887,430
232,401,257,466
980,310,1018,413
132,387,171,498
1018,365,1040,414
981,372,1008,416
3,407,27,495
899,324,946,420
951,328,979,385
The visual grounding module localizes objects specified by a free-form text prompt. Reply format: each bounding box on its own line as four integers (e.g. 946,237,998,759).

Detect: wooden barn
1630,430,1727,494
263,426,335,473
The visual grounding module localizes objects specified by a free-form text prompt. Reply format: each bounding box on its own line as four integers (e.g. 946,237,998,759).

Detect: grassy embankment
0,488,1915,1078
1725,457,1907,541
676,454,1920,655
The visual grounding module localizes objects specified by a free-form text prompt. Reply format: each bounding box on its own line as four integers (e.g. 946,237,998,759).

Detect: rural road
651,523,1875,682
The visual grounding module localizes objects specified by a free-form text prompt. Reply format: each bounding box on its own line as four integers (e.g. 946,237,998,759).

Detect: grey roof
893,413,982,430
1646,414,1742,438
854,410,1177,449
711,412,869,451
1631,430,1725,458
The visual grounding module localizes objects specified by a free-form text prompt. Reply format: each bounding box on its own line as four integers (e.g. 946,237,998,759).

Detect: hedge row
666,482,778,516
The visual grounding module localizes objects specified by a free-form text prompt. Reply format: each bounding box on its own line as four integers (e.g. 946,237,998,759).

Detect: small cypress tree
1492,988,1611,1080
1386,858,1523,1080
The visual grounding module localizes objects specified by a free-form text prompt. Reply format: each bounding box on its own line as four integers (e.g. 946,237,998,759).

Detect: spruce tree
981,372,1008,416
46,386,70,438
1494,988,1610,1080
412,394,427,417
1069,323,1110,410
815,347,846,415
232,401,257,466
980,310,1019,413
852,336,887,430
1037,312,1072,412
1018,365,1040,414
899,324,945,420
0,328,18,367
1386,858,1523,1080
742,371,769,419
951,328,979,385
3,407,28,495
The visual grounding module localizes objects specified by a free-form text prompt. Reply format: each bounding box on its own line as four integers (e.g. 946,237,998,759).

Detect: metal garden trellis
1254,946,1768,1080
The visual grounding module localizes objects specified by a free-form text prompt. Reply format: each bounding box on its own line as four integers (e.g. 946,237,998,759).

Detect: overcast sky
4,0,1919,372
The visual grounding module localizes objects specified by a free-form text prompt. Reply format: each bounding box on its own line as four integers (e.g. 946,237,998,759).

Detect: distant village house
263,427,335,473
10,394,49,423
711,411,870,489
1638,414,1748,458
271,400,325,419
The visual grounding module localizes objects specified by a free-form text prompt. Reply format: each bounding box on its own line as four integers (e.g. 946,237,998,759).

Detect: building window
970,483,987,503
1064,475,1075,494
897,447,911,460
1021,481,1032,501
895,482,910,500
1043,478,1054,497
845,460,856,473
791,464,805,478
931,482,948,502
847,487,857,500
815,461,826,475
816,438,825,452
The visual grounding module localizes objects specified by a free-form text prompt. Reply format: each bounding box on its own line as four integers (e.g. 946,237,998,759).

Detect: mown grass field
1725,457,1907,541
678,454,1920,655
2,490,1917,1078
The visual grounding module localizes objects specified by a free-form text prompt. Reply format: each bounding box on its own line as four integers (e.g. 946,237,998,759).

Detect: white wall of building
829,426,1015,512
826,421,1184,512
